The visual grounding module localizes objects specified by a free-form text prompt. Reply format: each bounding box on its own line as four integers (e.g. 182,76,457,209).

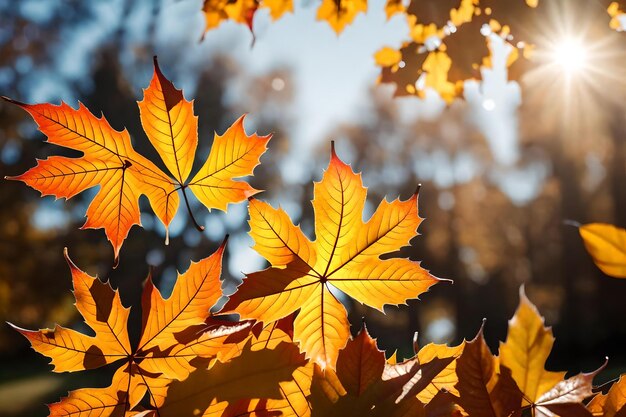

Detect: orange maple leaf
223,142,441,369
3,57,270,265
10,238,250,415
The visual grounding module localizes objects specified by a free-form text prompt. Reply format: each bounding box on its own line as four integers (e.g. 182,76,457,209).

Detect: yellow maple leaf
499,287,605,416
499,287,566,405
223,143,440,369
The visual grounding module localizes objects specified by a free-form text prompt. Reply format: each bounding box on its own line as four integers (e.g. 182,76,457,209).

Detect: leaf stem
181,185,204,232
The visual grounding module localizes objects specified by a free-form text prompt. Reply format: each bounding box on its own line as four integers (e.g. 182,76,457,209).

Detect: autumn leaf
384,0,405,20
223,142,440,369
158,328,312,417
201,0,292,34
500,287,567,406
499,286,606,417
2,95,178,266
206,0,361,35
587,376,626,417
4,57,270,264
316,0,367,34
202,0,258,32
310,325,462,417
47,364,146,417
408,341,464,403
378,47,463,102
454,324,524,417
579,223,626,278
264,0,294,20
10,238,251,415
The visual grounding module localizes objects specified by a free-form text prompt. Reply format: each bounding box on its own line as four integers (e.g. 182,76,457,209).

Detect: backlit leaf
223,143,440,369
158,340,310,417
454,325,522,417
316,0,367,34
310,326,463,417
500,287,605,416
580,223,626,278
4,59,270,263
499,287,566,405
47,364,145,417
587,376,626,417
11,239,250,416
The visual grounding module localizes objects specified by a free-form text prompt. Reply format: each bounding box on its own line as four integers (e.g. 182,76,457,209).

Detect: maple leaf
454,323,523,417
587,376,626,417
10,238,250,415
579,223,626,278
499,286,606,417
201,0,292,35
202,0,258,33
47,364,146,417
316,0,367,34
3,57,270,264
223,142,441,369
309,325,462,417
157,318,312,417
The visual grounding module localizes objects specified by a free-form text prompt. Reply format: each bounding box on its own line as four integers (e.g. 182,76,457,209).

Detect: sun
550,38,589,74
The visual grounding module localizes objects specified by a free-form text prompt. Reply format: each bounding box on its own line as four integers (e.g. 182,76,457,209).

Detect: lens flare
551,38,588,73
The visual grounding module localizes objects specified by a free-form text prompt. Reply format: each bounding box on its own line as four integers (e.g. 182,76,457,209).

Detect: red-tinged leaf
4,59,270,262
12,241,250,415
454,325,522,417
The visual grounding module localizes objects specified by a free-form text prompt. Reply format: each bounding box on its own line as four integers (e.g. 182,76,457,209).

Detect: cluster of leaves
7,61,626,416
11,251,625,416
201,0,366,35
199,0,625,102
375,0,626,102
